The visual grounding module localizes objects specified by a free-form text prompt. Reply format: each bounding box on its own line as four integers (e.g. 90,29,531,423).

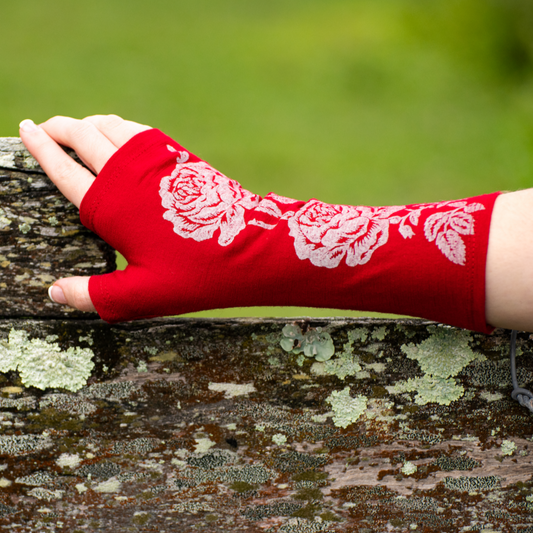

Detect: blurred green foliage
1,0,532,318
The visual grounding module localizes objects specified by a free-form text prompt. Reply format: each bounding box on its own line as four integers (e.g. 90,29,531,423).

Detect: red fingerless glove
80,128,500,333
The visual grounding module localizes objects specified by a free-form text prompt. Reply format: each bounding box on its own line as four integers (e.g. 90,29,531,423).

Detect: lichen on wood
0,318,527,532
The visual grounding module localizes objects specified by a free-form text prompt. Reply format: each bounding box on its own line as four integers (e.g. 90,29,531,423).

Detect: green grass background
1,0,532,318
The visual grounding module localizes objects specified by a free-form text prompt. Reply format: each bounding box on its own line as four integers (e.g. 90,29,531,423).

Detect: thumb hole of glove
48,276,96,312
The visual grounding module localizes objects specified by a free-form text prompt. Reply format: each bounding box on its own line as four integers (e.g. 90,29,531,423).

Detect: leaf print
449,212,474,235
166,145,190,164
249,219,278,230
424,211,450,242
436,229,466,265
254,199,283,218
175,151,190,164
464,202,485,214
423,202,485,264
409,210,421,225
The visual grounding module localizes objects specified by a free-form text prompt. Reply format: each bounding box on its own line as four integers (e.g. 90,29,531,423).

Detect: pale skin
17,114,533,332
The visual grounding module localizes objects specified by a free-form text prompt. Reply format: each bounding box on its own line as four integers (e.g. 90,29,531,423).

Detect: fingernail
19,119,38,133
48,285,67,305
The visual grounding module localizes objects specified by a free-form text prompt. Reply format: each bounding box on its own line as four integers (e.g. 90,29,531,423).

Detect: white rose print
159,147,486,267
159,157,260,246
287,201,402,268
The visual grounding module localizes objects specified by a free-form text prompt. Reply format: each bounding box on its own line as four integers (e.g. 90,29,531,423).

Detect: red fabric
80,128,500,333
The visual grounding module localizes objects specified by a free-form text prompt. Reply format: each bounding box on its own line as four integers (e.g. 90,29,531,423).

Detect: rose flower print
288,201,401,268
159,161,259,246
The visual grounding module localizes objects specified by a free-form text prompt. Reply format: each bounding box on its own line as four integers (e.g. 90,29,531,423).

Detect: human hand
19,115,151,312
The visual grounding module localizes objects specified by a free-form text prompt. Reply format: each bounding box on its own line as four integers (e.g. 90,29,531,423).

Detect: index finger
19,119,96,208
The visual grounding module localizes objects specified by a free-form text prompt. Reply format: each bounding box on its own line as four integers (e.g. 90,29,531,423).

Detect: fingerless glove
80,128,500,333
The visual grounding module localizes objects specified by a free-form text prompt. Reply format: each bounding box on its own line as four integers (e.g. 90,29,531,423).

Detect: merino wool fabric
80,129,500,333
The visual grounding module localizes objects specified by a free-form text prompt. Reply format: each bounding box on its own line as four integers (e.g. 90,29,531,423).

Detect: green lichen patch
387,375,464,406
18,223,31,234
325,387,367,428
0,329,94,392
311,354,362,381
93,478,121,493
387,328,484,406
401,328,483,380
401,461,417,475
501,439,517,456
309,327,372,380
273,433,288,445
371,326,388,341
480,391,504,402
280,325,335,362
136,361,148,373
56,453,81,469
194,437,216,453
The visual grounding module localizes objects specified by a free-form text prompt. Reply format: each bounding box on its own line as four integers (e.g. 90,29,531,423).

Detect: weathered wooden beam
0,317,529,532
0,138,115,318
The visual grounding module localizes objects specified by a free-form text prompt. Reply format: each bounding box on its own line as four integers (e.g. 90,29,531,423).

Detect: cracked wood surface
0,138,115,318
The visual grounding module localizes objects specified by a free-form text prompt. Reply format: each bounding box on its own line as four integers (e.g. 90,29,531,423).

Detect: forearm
486,189,533,331
81,128,498,332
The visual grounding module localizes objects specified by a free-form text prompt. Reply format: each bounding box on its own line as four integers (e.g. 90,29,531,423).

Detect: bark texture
0,138,115,318
0,317,529,533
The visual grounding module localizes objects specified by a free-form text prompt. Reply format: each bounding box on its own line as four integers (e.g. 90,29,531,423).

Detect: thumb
48,276,97,313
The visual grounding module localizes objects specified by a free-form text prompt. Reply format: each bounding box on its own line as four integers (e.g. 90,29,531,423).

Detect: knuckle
44,115,67,129
70,121,96,143
52,158,77,183
103,114,124,129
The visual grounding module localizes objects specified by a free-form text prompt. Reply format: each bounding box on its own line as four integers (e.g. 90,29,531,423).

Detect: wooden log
0,317,529,533
0,138,115,318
